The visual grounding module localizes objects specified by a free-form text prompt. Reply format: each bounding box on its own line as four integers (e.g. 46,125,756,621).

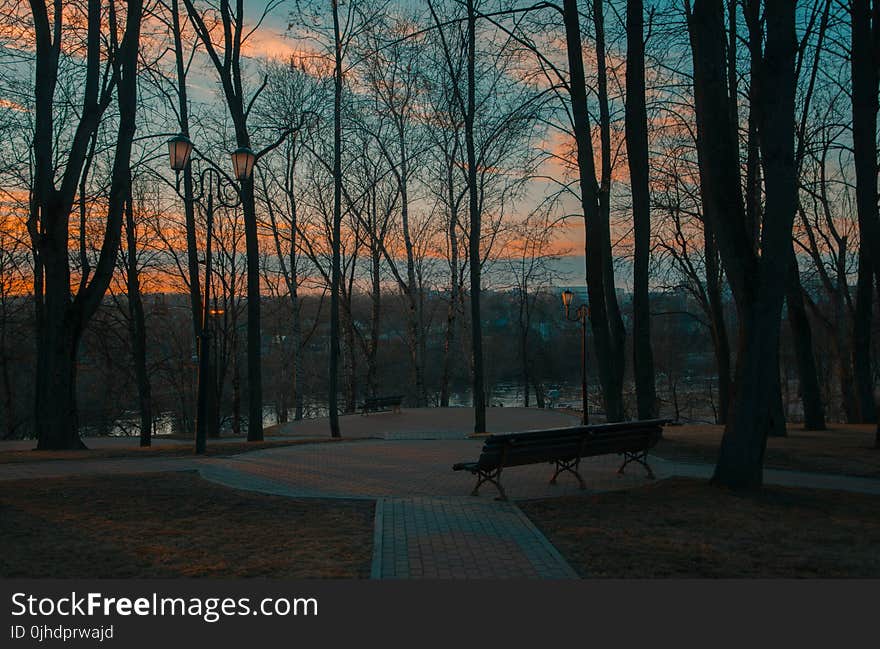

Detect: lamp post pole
562,289,590,425
194,186,215,454
168,134,255,454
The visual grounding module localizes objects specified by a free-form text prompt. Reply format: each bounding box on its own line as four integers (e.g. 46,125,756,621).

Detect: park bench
360,395,404,415
452,419,671,500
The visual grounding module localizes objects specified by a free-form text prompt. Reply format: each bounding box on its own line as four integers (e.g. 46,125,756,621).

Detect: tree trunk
292,279,304,421
171,0,202,347
30,0,143,450
704,223,731,425
0,308,16,439
768,344,787,437
440,297,457,408
34,283,83,450
850,0,879,424
328,0,343,438
367,242,381,400
593,0,627,422
238,178,263,441
785,251,826,430
232,346,241,436
625,0,657,420
465,0,486,433
520,307,530,407
852,253,876,422
831,289,860,422
688,0,798,488
562,0,624,423
125,193,152,447
344,306,357,414
440,167,460,409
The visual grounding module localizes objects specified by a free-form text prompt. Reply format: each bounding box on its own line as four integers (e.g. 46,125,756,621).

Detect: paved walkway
3,431,879,579
372,497,577,579
271,406,580,439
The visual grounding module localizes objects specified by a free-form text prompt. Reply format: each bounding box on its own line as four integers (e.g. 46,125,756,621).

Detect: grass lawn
655,424,880,477
0,438,351,464
0,472,374,578
521,477,880,578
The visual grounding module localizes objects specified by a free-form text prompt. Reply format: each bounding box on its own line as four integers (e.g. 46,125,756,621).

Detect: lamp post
562,289,590,425
168,134,256,453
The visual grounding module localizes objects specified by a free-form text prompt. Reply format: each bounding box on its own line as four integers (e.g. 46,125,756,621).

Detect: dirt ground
654,423,880,477
521,477,880,578
0,472,374,578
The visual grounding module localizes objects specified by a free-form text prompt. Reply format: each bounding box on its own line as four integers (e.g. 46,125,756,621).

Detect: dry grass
655,424,880,477
0,472,374,578
0,438,348,464
521,477,880,578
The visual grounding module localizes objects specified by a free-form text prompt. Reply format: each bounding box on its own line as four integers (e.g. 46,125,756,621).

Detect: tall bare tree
687,0,799,487
850,0,879,430
181,0,286,441
28,0,144,449
625,0,657,419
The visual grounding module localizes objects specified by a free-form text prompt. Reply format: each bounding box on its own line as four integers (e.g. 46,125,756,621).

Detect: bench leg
549,458,586,489
471,468,507,501
618,451,655,479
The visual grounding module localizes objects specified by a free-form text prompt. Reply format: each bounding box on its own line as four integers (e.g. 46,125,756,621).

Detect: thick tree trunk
852,254,876,422
34,287,83,450
625,0,657,420
689,0,797,488
850,0,879,424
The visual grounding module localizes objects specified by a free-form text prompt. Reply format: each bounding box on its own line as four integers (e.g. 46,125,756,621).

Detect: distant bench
452,419,671,500
360,395,404,415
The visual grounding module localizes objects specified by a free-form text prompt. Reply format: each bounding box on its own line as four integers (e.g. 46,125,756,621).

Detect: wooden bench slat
453,419,672,499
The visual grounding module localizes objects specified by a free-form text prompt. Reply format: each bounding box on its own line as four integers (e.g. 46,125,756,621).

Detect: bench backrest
474,419,669,470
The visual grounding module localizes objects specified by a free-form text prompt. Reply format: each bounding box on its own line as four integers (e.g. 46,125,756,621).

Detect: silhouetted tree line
0,0,877,488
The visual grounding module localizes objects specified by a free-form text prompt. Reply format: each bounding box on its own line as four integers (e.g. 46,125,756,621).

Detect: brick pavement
373,497,578,579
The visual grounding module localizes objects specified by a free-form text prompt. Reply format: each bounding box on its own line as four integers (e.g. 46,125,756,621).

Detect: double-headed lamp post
562,289,590,425
168,134,256,454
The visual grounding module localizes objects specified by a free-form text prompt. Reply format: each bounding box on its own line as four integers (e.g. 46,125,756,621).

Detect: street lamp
230,147,256,182
167,133,194,172
561,289,590,425
167,134,256,453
